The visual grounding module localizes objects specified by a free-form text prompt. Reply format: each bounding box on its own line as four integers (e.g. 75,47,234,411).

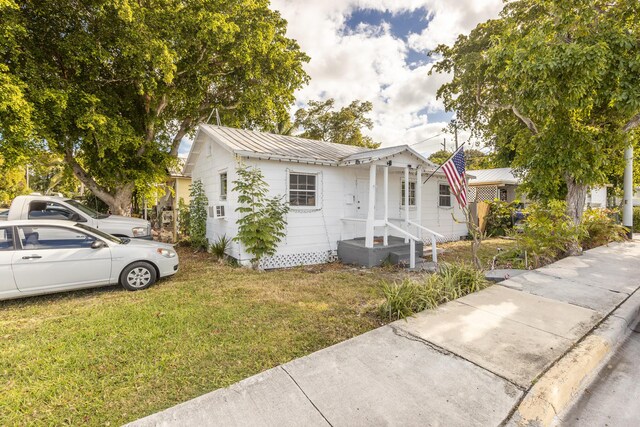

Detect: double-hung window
439,184,452,207
289,173,317,207
401,180,416,207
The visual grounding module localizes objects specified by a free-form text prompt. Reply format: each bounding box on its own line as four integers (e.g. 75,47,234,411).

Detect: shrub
484,199,519,236
379,263,490,320
233,165,289,268
189,180,209,251
210,234,232,261
177,197,190,240
581,208,628,250
514,201,584,268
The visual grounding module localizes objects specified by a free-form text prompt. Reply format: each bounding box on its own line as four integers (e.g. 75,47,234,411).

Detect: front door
12,225,111,292
355,178,369,219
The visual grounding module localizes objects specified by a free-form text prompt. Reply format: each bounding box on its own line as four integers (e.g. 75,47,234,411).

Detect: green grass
0,249,385,426
438,237,519,269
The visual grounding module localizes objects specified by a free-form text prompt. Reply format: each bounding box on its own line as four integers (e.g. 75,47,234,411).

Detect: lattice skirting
259,250,338,270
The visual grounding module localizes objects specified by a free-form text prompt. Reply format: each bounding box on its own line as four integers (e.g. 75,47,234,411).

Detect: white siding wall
191,137,468,267
587,186,608,209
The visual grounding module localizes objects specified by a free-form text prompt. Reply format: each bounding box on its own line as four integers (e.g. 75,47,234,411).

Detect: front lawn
438,237,519,269
0,249,385,425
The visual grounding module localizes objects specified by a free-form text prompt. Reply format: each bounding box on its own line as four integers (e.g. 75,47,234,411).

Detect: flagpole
423,142,466,184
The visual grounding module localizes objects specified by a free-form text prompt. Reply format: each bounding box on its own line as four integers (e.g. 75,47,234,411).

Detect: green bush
581,208,628,250
485,199,520,236
514,201,584,268
634,207,640,232
189,179,209,251
177,197,190,240
379,263,490,320
210,234,232,261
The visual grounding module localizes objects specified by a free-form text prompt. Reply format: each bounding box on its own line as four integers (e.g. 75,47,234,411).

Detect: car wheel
120,262,157,291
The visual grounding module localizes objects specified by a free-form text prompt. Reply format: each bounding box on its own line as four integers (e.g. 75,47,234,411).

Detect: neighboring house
467,168,527,205
155,158,192,241
468,167,608,208
184,125,469,269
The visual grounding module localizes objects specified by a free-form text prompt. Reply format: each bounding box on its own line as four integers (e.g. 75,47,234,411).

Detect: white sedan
0,220,179,301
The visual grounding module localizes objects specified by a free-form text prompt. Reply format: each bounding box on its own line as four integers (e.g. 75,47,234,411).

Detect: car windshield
65,199,109,219
75,223,124,244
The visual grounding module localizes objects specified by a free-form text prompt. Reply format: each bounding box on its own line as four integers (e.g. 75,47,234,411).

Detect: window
216,205,225,218
0,228,14,251
18,226,95,250
401,180,416,207
220,172,228,200
289,173,317,207
499,188,508,202
28,201,73,220
208,206,214,218
439,184,452,207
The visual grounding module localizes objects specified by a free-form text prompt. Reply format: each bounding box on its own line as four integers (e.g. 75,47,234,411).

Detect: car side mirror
70,212,87,222
91,240,107,249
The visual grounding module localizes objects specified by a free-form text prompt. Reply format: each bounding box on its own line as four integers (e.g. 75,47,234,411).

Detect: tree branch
623,112,640,132
170,117,195,157
475,86,539,135
63,145,115,205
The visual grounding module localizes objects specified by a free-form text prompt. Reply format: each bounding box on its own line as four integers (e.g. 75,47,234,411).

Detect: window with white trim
215,205,225,218
289,173,317,207
439,184,452,207
220,172,228,200
400,179,416,207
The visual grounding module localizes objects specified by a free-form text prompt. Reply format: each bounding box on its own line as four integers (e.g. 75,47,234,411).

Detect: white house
468,167,608,209
184,125,469,269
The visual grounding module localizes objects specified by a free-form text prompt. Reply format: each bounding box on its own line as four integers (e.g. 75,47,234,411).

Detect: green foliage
580,208,628,250
515,201,585,267
210,234,232,261
485,200,520,237
427,148,493,169
294,98,380,148
0,156,27,207
189,180,208,251
233,165,289,266
0,0,309,213
379,263,489,320
427,149,451,165
433,0,640,222
634,207,640,232
177,198,190,240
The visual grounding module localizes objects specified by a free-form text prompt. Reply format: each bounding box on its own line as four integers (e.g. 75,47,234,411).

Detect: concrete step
389,250,424,265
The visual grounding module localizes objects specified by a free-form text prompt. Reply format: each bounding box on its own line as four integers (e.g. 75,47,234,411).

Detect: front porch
337,236,424,268
337,152,446,269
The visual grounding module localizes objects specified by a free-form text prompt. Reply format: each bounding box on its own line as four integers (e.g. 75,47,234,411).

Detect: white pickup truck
1,195,152,239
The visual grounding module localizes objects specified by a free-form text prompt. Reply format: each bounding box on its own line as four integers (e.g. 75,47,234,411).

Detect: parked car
1,195,152,239
0,220,179,301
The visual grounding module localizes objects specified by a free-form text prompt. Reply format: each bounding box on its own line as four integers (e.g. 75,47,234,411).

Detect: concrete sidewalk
128,240,640,427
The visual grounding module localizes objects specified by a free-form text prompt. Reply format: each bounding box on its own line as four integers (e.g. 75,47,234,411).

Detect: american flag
442,147,467,208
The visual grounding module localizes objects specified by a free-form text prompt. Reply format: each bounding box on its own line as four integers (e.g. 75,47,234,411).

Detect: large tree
293,98,380,148
0,0,309,214
433,0,640,229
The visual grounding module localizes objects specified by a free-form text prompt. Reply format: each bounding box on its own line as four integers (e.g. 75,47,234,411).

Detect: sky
179,0,505,157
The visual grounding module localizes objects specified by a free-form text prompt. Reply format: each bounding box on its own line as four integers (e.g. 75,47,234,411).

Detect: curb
507,289,640,427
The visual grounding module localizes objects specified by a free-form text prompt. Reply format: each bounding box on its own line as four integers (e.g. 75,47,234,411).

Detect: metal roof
184,125,439,174
467,168,520,185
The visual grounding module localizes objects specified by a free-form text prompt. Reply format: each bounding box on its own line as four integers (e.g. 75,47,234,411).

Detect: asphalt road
560,319,640,427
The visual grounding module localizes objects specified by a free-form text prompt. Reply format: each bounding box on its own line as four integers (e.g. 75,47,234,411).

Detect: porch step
389,249,424,266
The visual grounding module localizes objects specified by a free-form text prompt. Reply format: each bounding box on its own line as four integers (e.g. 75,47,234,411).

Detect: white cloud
270,0,504,153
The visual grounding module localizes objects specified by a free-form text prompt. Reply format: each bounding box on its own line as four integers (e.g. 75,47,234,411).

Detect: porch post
404,166,410,243
365,163,377,248
416,166,422,240
383,165,389,246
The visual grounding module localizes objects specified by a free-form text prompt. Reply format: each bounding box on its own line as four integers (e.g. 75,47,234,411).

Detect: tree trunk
107,184,135,216
564,174,587,255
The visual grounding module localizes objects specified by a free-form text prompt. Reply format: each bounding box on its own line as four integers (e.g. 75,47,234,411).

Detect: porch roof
467,167,520,186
